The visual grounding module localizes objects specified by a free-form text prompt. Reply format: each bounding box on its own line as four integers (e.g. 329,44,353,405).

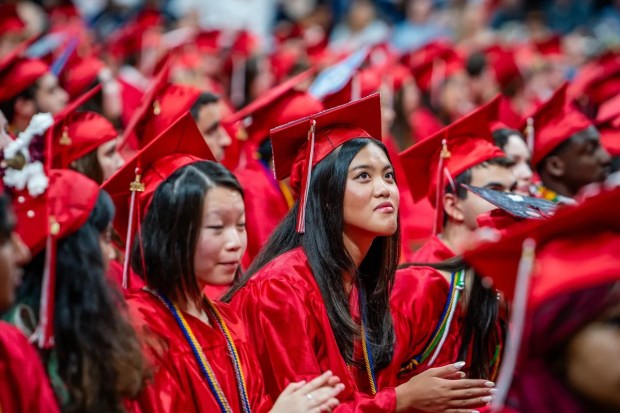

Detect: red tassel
296,119,316,234
36,218,59,349
123,166,145,289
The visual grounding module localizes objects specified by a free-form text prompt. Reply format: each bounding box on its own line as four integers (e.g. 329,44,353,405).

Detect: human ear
443,193,465,223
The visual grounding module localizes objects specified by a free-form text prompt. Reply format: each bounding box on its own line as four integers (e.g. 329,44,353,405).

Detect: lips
374,202,395,213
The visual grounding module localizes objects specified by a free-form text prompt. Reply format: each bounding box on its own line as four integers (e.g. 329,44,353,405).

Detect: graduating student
49,86,125,184
399,97,517,263
527,83,611,203
389,98,519,383
464,187,620,413
4,168,148,412
0,46,69,135
103,113,344,413
0,184,59,413
226,94,495,412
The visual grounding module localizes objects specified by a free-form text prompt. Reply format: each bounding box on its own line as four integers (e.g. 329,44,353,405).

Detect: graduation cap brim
463,185,556,220
270,92,382,181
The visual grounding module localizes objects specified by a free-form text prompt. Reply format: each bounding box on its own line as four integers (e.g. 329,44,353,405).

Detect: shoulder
246,247,314,289
391,266,451,312
0,321,42,373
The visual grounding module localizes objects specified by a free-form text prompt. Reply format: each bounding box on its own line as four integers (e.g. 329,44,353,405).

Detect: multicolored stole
146,288,252,413
399,269,466,377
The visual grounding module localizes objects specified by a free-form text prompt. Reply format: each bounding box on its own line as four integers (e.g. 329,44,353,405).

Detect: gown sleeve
0,322,60,413
234,273,396,413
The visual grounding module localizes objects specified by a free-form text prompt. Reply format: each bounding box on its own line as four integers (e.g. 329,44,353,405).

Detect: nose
12,233,31,266
374,176,391,198
218,126,232,149
598,146,612,167
59,87,69,105
113,152,125,170
224,227,242,252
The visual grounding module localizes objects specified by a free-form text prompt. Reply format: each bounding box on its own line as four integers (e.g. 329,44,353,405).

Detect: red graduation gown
231,247,397,413
407,234,455,264
235,158,290,267
0,321,60,413
126,289,273,413
379,267,463,387
382,135,434,261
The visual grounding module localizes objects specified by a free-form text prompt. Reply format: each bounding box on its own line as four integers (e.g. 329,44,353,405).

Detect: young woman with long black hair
225,94,496,412
5,170,148,412
103,113,344,413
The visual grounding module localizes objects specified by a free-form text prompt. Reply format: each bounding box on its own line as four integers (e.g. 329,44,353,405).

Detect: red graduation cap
118,59,202,151
102,113,215,288
463,187,620,305
0,51,49,102
489,95,523,132
487,47,523,89
533,35,563,59
406,41,464,95
399,96,505,233
12,169,100,348
522,83,593,167
270,93,382,233
60,55,105,100
50,111,118,169
225,68,321,144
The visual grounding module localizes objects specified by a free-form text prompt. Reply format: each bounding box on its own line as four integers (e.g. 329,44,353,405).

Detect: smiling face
193,186,246,288
342,142,400,242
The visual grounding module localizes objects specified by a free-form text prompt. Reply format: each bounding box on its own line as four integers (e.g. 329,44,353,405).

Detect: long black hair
400,256,506,379
17,189,148,413
225,138,400,371
132,161,244,307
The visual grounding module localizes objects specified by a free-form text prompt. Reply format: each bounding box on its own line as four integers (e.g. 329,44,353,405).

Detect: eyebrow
350,164,393,172
205,121,220,134
483,181,517,191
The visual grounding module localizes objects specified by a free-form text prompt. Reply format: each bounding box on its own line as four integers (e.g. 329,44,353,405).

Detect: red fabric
409,108,444,143
0,57,49,102
235,159,289,266
231,247,397,413
407,235,455,264
107,260,145,291
379,267,461,387
118,78,145,128
127,289,273,413
383,135,433,261
0,322,60,413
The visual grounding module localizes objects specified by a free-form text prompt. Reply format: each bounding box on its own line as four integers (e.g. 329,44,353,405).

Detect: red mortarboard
0,4,26,34
225,68,321,143
463,187,620,305
103,113,215,287
523,83,593,167
195,30,221,54
407,42,464,94
399,96,505,234
0,54,49,102
533,35,563,58
271,93,382,233
487,47,523,89
51,111,118,169
119,59,201,151
399,96,504,203
323,67,383,109
61,55,105,100
489,95,523,132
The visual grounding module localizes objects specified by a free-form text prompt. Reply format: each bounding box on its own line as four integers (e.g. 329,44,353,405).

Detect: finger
280,380,306,396
446,379,495,390
443,371,467,380
326,376,341,386
305,383,345,406
298,371,334,394
446,395,494,409
318,398,340,412
444,410,481,413
427,361,467,378
449,387,496,400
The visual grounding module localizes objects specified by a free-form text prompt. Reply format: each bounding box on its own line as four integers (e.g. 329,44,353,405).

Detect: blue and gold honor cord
147,289,252,413
359,288,378,395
